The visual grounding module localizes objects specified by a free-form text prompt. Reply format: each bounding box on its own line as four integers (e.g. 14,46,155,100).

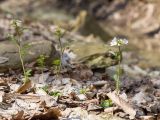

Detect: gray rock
68,40,118,69
0,40,56,72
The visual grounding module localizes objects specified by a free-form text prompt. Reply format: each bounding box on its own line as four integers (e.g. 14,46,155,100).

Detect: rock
0,57,9,64
0,18,58,72
0,40,56,72
0,17,117,70
68,39,118,69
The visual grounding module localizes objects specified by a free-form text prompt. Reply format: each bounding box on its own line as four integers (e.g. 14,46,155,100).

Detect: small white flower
110,37,118,46
50,25,58,32
11,20,22,27
50,25,65,36
110,37,128,46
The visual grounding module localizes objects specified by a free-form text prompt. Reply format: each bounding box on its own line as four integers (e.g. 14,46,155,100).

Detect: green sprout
37,55,47,81
24,69,32,82
51,26,65,76
110,37,128,94
8,20,31,83
37,55,46,69
49,91,62,97
79,88,88,94
100,99,113,108
41,85,62,97
52,59,61,75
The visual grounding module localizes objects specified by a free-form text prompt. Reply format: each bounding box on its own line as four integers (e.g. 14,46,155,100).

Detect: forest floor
0,0,160,120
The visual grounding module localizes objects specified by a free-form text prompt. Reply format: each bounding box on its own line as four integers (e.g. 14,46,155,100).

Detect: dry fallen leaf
104,106,118,113
140,115,154,120
16,80,32,94
68,107,88,120
0,91,5,102
30,107,61,120
13,110,24,120
0,78,7,86
0,107,19,120
107,91,136,119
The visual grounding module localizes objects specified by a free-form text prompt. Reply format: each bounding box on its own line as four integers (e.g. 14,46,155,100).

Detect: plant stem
17,44,27,83
58,37,63,75
116,46,122,94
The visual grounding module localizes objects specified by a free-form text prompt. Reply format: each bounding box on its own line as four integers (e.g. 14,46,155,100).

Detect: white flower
50,25,58,32
11,20,22,27
50,25,65,36
110,37,118,46
110,37,128,46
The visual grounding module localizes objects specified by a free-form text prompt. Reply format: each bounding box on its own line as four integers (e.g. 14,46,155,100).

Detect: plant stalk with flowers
8,20,31,83
110,37,128,94
51,26,65,76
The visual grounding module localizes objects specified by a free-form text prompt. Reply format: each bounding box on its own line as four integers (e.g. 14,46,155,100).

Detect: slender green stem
12,21,30,83
116,46,122,94
57,37,63,75
17,35,29,83
116,60,120,94
17,44,27,83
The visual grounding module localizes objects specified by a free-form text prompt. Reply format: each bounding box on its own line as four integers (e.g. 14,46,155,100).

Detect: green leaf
49,91,62,97
100,99,113,108
79,88,87,94
25,69,32,77
52,59,61,66
37,55,46,67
